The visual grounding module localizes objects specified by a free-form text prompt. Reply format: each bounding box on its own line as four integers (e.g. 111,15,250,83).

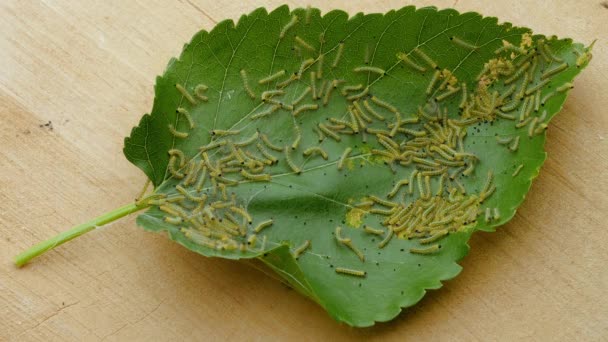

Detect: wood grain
1,1,606,340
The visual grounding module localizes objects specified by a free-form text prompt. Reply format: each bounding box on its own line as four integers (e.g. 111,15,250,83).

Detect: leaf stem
14,202,149,267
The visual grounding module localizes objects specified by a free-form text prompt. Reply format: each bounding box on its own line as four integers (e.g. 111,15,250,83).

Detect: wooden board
1,0,606,340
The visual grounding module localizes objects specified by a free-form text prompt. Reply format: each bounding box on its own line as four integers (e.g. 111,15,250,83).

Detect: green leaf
123,6,592,326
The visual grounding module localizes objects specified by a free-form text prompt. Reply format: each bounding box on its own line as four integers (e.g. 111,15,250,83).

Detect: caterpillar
370,96,398,113
317,54,324,79
291,124,301,150
212,129,241,137
346,87,369,102
195,166,208,192
354,66,386,75
527,117,539,137
396,51,426,72
175,83,197,105
341,84,363,96
512,164,524,177
251,105,281,120
413,48,438,69
335,227,365,262
284,146,302,174
293,104,318,117
410,244,440,255
541,62,568,80
279,15,299,39
252,219,273,233
303,146,328,160
194,84,208,101
496,136,514,145
297,58,315,78
168,124,188,139
556,82,574,92
200,140,226,153
388,179,409,198
335,267,366,277
309,71,317,99
450,36,478,50
261,89,285,101
230,206,252,224
277,74,298,88
322,80,337,106
318,123,341,141
332,43,345,68
256,143,278,164
458,83,468,109
494,43,527,55
378,228,393,248
533,90,541,112
419,229,449,244
436,86,461,102
484,207,492,223
505,61,531,85
493,208,501,220
246,234,257,248
239,69,256,99
292,240,311,259
295,36,316,52
292,86,312,106
426,70,441,95
364,225,385,235
234,131,259,147
259,133,283,151
163,216,182,225
362,100,385,121
369,195,397,208
337,147,352,171
240,169,271,182
259,70,286,85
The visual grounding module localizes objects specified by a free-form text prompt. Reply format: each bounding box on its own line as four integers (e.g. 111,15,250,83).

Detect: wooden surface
1,0,606,340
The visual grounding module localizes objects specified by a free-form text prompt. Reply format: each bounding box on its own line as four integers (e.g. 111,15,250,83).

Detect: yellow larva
259,70,286,85
364,225,385,235
317,54,324,79
256,143,278,164
334,227,365,262
284,146,301,174
277,74,298,88
512,164,524,177
322,80,337,106
261,89,285,101
337,147,352,171
410,244,440,255
168,149,186,166
293,104,318,117
335,267,366,277
541,62,568,80
175,83,197,105
291,124,301,150
332,43,345,68
527,117,539,137
309,71,318,99
168,124,188,138
250,105,280,120
556,82,574,92
426,70,441,95
303,146,328,160
369,195,397,208
362,100,385,121
413,48,438,69
253,219,273,233
318,123,341,141
458,83,468,109
279,15,299,39
378,228,393,249
354,66,386,75
239,69,256,99
292,240,311,259
494,43,527,55
524,79,551,96
496,136,514,145
396,51,426,72
247,234,257,248
195,167,208,192
211,129,240,137
387,179,409,198
260,133,283,151
346,87,369,102
233,131,259,148
484,207,492,223
370,96,398,113
292,86,312,106
341,84,363,96
450,36,478,50
163,216,182,225
493,208,501,220
295,36,316,52
505,61,530,85
419,229,448,244
194,84,208,101
516,116,533,129
200,140,226,153
436,86,461,102
230,206,252,224
297,58,315,78
240,169,271,182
